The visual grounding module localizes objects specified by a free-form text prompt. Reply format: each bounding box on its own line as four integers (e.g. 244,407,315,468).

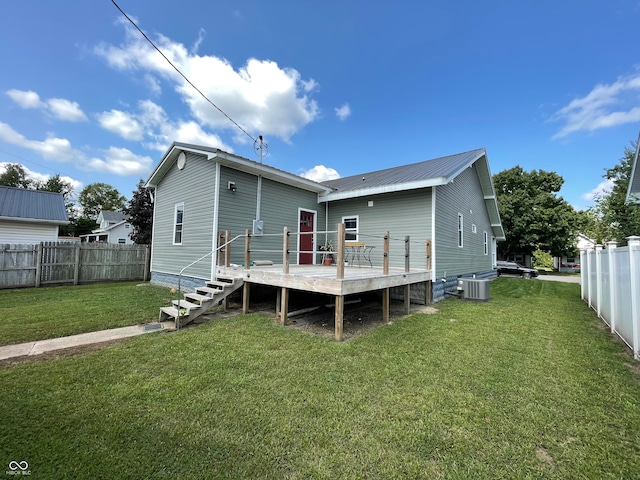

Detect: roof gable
98,210,129,224
0,186,69,223
146,142,333,194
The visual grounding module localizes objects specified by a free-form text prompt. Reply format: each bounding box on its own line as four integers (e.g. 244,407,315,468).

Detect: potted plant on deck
320,240,334,265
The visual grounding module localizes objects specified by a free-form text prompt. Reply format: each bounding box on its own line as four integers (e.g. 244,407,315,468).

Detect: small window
118,238,126,244
472,224,477,234
343,215,359,241
566,257,575,263
174,203,184,245
125,224,130,229
483,231,488,255
457,213,463,248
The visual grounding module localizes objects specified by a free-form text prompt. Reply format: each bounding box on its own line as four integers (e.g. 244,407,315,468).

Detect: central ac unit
457,278,490,301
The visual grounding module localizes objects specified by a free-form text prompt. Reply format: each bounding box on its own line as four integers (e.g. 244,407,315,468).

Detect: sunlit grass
0,279,638,478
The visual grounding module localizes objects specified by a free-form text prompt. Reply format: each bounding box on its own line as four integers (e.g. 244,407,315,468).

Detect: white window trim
483,231,488,255
457,213,463,248
342,215,359,242
173,203,184,245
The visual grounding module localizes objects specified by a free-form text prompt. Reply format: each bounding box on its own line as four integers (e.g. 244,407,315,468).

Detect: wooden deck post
242,229,251,314
404,235,410,314
280,287,289,326
276,288,281,317
225,230,231,267
383,231,390,322
335,295,344,341
426,239,432,305
336,223,345,280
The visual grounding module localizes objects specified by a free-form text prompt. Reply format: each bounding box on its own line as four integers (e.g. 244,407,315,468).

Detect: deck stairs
159,275,243,327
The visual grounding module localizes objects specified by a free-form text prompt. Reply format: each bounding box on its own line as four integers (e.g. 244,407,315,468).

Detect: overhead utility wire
111,0,256,143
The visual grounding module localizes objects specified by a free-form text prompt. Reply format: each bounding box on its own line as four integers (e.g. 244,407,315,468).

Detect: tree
36,174,78,236
0,163,32,188
124,179,153,244
493,166,577,258
78,183,126,221
589,142,640,246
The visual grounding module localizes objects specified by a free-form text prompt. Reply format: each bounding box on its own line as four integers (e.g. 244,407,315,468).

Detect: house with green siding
145,142,504,302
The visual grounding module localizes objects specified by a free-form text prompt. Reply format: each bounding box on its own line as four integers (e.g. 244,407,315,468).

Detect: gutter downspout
256,175,262,221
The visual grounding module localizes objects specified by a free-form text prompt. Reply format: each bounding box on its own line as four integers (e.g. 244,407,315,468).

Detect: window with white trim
174,203,184,245
457,213,463,248
343,215,359,241
483,231,488,255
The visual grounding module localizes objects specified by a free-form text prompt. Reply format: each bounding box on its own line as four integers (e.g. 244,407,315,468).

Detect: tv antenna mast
254,135,269,163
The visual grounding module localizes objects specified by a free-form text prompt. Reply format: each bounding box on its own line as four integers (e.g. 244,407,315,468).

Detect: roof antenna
253,135,268,164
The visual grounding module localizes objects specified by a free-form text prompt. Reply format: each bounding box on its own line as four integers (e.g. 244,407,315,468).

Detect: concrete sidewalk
0,322,173,361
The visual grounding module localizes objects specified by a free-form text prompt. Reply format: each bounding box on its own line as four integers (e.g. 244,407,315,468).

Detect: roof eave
0,216,69,225
319,177,447,202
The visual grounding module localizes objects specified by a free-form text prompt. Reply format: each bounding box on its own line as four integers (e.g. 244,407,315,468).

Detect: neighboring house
80,211,134,244
626,130,640,204
146,143,505,302
554,233,595,273
0,186,69,244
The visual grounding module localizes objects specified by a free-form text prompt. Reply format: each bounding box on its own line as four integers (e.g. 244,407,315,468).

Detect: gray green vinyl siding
151,152,216,279
327,189,433,269
434,163,494,278
217,168,325,265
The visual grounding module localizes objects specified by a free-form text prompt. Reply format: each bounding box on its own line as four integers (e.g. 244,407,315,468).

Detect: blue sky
1,1,639,211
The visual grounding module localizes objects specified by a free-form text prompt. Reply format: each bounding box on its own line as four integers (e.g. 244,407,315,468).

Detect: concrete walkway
0,322,173,361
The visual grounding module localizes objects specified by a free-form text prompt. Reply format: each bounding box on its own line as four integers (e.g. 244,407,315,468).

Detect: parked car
495,261,539,278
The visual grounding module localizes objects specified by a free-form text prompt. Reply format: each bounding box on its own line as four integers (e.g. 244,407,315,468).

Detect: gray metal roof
0,186,69,223
626,131,640,204
100,210,129,223
322,148,486,193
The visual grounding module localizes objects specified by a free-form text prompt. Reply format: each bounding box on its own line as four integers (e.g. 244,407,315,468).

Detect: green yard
1,279,639,478
0,282,173,345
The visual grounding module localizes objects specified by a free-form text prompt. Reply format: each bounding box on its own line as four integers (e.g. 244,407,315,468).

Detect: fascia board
319,177,447,202
0,216,69,225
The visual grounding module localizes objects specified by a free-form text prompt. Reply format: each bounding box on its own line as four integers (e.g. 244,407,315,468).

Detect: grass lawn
0,282,174,345
1,278,639,479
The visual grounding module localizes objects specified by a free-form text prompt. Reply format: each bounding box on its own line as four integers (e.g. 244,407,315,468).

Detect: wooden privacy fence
0,242,150,289
581,236,640,360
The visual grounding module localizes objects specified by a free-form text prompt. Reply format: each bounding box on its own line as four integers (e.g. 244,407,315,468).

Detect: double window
483,231,488,255
174,203,184,245
457,213,463,248
343,215,359,241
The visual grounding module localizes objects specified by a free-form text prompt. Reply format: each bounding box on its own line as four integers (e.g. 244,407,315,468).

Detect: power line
111,0,256,144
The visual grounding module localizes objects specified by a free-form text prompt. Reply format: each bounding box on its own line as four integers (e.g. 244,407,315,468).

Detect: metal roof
0,186,69,223
100,210,129,223
320,149,486,199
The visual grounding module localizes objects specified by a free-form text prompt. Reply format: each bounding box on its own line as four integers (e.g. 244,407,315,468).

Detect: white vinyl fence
581,236,640,359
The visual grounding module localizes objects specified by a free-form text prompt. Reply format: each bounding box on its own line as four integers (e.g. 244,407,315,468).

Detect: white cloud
46,98,88,122
6,89,44,109
551,72,640,139
581,178,615,201
95,25,320,142
97,109,144,140
86,147,153,176
0,121,152,177
335,103,351,121
98,99,233,153
6,89,87,122
300,165,340,182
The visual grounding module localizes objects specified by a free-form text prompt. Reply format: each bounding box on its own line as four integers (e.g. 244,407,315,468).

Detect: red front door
299,210,315,264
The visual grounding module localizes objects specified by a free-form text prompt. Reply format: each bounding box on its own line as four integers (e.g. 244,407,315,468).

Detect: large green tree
78,183,126,221
494,166,577,258
0,163,32,188
123,179,153,244
589,142,640,246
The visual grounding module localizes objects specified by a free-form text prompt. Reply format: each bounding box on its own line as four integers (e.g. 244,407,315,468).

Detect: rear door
298,210,315,264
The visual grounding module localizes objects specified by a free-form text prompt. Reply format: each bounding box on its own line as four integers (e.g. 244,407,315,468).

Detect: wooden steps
158,276,243,327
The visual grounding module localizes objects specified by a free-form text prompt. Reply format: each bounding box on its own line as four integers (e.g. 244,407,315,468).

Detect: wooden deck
215,264,432,341
216,264,431,296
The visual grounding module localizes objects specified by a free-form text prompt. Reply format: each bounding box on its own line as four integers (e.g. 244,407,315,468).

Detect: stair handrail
175,233,247,329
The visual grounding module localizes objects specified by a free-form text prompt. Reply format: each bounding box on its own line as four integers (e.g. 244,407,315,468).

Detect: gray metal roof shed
0,186,69,224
